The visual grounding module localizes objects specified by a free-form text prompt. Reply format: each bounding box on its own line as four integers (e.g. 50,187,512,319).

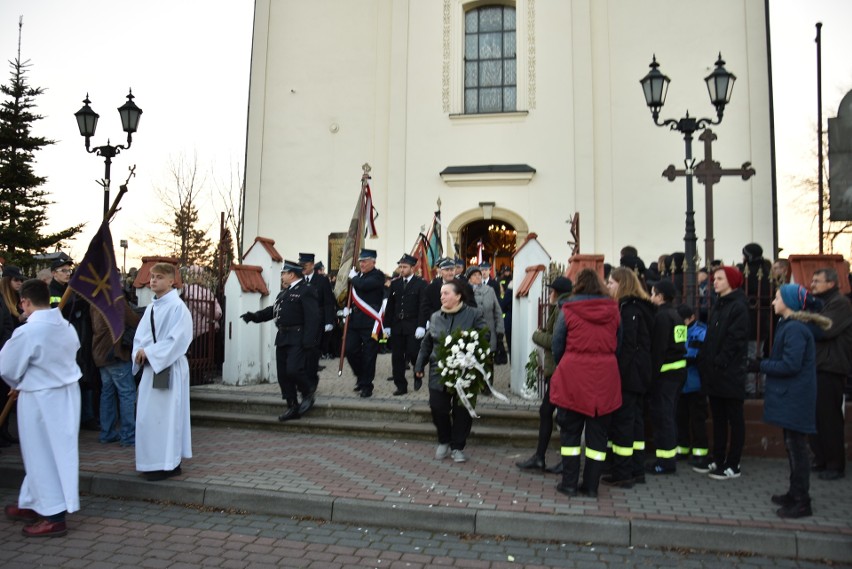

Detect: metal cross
662,129,755,264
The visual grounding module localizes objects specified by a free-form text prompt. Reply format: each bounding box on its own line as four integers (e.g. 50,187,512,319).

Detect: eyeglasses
56,268,73,274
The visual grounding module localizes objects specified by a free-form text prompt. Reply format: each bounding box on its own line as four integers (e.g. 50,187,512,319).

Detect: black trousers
809,371,846,473
784,429,811,500
304,345,321,391
535,381,556,458
275,344,312,404
609,390,645,481
429,387,472,450
649,373,684,470
345,327,378,393
391,330,420,390
555,407,611,492
676,391,709,458
708,396,745,469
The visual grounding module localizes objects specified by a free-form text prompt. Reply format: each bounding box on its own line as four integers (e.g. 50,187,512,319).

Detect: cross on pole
662,128,755,264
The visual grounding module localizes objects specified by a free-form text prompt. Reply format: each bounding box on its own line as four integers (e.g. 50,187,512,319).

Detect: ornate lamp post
74,90,143,216
640,54,735,306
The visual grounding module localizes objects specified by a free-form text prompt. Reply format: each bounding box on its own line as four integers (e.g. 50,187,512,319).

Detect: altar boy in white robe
1,279,81,537
133,262,194,481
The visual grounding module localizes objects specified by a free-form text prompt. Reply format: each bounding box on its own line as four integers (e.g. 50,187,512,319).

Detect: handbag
149,306,171,390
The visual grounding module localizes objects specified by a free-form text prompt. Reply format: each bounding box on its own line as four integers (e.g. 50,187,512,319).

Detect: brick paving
0,490,846,569
0,353,850,562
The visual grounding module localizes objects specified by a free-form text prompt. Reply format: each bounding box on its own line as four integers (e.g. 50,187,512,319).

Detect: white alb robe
0,308,81,516
133,288,194,472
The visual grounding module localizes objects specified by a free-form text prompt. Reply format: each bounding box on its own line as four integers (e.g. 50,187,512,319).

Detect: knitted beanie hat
721,266,744,290
779,284,810,312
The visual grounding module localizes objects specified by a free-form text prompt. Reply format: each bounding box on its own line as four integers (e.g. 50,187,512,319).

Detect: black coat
385,275,427,334
650,300,687,382
616,296,654,394
253,280,320,347
700,288,749,399
349,268,385,329
304,272,336,328
812,287,852,377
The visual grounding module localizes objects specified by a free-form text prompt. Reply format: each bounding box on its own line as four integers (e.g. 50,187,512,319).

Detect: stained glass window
464,5,517,114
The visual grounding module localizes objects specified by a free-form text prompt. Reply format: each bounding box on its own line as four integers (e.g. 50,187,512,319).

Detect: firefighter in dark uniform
480,262,501,298
646,279,688,474
299,252,336,400
241,260,319,421
385,254,428,395
345,249,385,398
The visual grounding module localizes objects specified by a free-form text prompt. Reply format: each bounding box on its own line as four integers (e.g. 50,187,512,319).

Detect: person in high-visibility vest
646,279,687,475
675,304,710,469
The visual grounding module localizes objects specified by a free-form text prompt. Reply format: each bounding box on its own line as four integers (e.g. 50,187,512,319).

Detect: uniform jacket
812,287,852,377
683,320,707,394
385,275,427,334
700,288,749,399
616,295,655,394
651,301,687,382
349,268,385,330
550,295,622,417
760,311,831,434
304,271,337,328
253,280,320,347
472,284,504,351
415,304,487,391
531,292,571,379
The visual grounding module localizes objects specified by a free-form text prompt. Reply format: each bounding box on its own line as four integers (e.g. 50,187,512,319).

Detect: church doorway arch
447,206,528,273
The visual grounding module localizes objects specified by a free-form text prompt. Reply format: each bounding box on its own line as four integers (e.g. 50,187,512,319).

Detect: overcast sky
0,0,850,269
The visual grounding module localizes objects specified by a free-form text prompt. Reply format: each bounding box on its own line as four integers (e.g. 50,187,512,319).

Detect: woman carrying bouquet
551,269,621,498
415,280,487,463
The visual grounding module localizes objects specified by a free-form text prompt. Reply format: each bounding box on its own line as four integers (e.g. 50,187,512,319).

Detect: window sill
448,110,529,123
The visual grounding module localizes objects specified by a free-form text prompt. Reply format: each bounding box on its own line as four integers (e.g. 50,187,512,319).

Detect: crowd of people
0,240,849,537
514,244,851,521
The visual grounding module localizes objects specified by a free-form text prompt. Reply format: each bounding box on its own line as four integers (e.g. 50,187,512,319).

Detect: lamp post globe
74,90,141,217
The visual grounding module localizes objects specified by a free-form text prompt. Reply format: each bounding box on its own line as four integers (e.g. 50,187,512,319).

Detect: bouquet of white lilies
436,328,507,417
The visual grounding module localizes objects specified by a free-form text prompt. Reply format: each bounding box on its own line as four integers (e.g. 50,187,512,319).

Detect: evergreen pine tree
0,19,82,269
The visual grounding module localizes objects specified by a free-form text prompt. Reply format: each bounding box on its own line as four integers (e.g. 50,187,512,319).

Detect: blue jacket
682,320,707,394
760,311,830,434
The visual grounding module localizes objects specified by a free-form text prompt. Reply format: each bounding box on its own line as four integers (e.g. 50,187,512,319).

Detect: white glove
324,324,334,332
425,321,430,331
415,327,426,339
383,328,391,337
348,268,358,279
342,307,351,317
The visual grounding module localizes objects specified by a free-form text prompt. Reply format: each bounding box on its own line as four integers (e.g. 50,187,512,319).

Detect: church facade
243,0,774,269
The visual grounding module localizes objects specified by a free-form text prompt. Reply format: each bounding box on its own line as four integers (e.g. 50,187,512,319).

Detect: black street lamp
640,54,735,307
74,90,143,217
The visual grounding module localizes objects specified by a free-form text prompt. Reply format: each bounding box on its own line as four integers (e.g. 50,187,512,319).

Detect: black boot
771,492,795,507
516,454,545,471
556,456,580,497
776,497,812,519
545,461,563,474
579,457,606,498
278,401,301,422
298,391,316,415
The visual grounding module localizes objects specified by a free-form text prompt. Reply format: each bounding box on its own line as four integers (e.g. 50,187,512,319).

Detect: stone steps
189,391,542,447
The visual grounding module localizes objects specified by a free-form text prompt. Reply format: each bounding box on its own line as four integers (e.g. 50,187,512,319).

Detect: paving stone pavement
1,489,847,569
0,354,850,562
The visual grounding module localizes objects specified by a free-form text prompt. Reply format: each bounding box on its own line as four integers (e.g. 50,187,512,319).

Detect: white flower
444,335,453,346
444,381,454,388
471,331,478,340
466,393,474,399
451,345,460,354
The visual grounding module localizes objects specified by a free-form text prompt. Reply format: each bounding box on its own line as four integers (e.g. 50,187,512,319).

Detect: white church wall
244,0,773,272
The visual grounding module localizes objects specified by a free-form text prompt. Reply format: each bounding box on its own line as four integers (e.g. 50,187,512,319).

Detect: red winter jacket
550,295,621,416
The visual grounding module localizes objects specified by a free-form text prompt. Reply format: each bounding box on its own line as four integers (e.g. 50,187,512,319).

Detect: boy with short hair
1,279,82,537
133,262,194,481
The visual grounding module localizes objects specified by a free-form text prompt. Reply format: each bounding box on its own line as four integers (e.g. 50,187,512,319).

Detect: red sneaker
21,519,67,538
4,504,39,522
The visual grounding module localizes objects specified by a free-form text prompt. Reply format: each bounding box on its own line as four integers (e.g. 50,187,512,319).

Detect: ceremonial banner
68,221,126,343
333,170,379,301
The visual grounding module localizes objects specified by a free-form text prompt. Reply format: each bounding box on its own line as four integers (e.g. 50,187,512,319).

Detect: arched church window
464,5,516,114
